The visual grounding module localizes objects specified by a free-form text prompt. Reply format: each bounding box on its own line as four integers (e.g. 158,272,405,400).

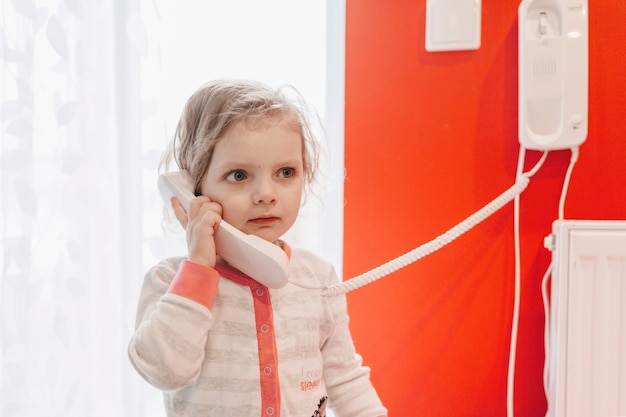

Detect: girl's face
201,116,304,244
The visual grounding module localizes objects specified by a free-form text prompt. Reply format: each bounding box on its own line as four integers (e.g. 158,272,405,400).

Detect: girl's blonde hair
161,79,320,195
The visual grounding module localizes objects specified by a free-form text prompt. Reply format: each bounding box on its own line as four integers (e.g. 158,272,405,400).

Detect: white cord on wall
508,149,526,417
541,262,554,400
291,177,529,295
541,146,580,417
507,148,548,417
558,147,579,220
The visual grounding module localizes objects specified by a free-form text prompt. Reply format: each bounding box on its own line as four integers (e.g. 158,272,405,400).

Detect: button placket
250,285,280,417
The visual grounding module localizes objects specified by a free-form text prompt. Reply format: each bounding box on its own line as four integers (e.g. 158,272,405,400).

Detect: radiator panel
548,220,626,417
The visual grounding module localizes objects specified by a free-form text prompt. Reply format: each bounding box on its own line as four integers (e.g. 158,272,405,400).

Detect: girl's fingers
171,196,189,227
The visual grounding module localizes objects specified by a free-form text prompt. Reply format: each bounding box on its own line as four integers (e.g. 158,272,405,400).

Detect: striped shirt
128,245,387,417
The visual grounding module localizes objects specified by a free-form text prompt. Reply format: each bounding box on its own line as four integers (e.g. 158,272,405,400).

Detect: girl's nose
252,179,277,205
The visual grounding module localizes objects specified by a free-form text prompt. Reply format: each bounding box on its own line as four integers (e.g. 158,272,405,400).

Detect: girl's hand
171,195,222,267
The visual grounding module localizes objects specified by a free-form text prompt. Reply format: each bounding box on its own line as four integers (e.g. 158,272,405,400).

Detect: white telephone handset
158,171,289,289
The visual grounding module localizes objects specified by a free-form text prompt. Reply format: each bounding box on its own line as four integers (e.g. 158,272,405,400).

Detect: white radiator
546,220,626,417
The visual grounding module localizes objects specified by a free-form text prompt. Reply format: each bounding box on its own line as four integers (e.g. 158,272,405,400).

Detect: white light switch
425,0,481,52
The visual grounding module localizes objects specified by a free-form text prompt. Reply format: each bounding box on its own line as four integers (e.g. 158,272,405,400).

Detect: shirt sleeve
128,258,220,391
168,259,220,309
319,266,388,417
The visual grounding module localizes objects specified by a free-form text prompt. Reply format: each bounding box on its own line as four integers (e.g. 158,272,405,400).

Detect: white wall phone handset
158,171,290,289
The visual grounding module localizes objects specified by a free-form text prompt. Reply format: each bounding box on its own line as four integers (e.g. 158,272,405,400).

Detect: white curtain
0,1,337,416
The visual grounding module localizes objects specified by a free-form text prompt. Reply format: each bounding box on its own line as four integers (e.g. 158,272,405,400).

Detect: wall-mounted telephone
158,171,290,289
518,0,588,151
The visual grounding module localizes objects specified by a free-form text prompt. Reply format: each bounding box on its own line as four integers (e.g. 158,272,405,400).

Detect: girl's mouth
250,216,279,226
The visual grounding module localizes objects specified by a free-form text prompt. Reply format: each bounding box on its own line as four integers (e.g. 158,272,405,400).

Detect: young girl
128,80,387,417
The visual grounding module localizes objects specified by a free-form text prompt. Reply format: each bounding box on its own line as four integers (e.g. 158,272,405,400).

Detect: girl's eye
225,170,247,182
278,167,295,178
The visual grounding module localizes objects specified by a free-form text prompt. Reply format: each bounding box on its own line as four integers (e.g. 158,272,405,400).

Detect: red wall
343,1,626,416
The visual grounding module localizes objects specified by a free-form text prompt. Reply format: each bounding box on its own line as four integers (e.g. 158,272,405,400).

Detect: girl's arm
320,268,388,417
128,258,220,391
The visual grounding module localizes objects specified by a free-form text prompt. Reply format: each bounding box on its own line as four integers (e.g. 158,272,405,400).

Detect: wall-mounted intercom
518,0,588,150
